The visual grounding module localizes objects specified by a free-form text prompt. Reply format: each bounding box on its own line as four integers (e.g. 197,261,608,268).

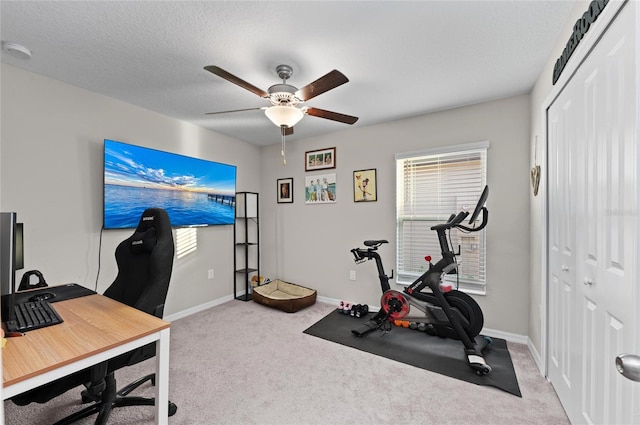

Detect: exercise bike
350,186,492,376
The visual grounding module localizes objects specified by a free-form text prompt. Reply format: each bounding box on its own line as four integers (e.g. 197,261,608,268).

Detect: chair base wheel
169,402,178,416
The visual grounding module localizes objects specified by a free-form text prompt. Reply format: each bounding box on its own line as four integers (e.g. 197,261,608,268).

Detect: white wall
528,0,589,354
0,63,262,316
260,94,532,336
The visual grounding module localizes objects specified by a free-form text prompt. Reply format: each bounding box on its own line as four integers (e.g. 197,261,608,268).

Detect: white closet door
547,2,638,424
548,74,580,418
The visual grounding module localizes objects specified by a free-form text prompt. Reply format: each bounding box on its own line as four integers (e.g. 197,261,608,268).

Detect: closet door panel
547,3,638,423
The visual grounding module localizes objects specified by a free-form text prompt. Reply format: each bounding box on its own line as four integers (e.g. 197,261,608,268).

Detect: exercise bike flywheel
380,290,410,320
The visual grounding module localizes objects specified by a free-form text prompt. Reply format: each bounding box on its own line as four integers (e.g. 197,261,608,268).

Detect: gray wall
1,69,531,337
261,95,532,336
0,63,261,317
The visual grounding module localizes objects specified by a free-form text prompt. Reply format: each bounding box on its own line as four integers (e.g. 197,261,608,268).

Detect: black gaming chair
12,208,177,424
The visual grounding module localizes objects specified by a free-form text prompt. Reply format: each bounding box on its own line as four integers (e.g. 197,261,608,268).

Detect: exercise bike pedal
351,319,380,337
473,364,492,376
466,351,492,376
351,310,387,337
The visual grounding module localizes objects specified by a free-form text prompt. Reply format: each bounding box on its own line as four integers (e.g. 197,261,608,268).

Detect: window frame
395,141,489,294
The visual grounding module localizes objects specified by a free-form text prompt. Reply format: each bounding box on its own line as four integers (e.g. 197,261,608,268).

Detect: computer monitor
1,212,24,321
15,222,24,270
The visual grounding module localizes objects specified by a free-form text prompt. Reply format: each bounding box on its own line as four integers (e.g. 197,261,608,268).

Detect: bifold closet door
547,2,638,424
547,74,579,420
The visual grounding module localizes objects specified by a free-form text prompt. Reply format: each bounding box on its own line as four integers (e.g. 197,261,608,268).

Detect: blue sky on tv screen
104,140,236,195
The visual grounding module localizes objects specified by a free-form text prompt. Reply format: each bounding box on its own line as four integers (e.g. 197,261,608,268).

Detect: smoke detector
2,41,32,60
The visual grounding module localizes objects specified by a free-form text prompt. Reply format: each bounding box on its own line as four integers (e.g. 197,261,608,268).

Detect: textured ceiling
0,1,575,146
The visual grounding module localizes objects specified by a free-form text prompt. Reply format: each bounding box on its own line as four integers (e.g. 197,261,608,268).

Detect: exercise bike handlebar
457,207,488,232
451,211,469,226
431,211,469,231
431,186,489,233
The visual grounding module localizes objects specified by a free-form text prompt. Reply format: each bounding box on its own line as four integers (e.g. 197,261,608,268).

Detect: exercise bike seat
364,240,388,247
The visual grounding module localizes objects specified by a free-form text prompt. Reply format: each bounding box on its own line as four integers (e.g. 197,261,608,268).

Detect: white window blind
395,141,488,293
175,227,197,259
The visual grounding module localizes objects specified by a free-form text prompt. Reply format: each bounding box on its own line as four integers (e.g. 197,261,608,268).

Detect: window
175,227,198,259
395,141,488,293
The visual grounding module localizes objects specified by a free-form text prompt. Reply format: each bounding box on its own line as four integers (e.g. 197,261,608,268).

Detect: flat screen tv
104,139,237,229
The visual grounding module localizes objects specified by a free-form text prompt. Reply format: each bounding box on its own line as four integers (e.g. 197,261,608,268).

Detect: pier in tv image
104,139,237,229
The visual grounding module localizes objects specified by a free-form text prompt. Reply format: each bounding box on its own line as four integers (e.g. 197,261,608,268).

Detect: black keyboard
5,300,64,332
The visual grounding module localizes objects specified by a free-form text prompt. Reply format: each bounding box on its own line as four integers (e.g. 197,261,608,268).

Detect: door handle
616,354,640,382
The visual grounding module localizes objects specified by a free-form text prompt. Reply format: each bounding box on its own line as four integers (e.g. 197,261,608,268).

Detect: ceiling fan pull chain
281,126,287,166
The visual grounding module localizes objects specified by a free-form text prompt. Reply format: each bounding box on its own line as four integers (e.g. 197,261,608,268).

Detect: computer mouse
28,292,55,302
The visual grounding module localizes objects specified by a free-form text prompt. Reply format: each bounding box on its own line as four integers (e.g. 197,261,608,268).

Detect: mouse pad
304,310,522,397
15,283,96,304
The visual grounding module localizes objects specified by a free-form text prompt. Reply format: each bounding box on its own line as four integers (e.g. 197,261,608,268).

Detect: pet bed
252,279,317,313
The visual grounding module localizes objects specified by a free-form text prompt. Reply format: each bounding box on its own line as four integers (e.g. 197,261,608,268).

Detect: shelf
234,192,259,302
235,268,257,274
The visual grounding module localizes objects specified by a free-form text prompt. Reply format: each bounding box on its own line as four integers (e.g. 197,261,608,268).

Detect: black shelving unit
234,192,259,301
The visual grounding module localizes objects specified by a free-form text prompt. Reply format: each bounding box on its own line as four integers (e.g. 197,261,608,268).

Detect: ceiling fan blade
205,107,266,115
204,66,269,98
305,107,359,125
296,70,349,101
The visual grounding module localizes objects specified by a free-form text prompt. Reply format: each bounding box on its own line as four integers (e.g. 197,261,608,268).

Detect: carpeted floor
3,300,569,425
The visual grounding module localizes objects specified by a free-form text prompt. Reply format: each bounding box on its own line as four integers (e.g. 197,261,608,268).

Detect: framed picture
305,173,336,204
305,147,336,171
353,169,377,202
277,178,293,203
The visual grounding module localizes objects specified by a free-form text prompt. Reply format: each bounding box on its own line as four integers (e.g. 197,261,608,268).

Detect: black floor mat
303,310,521,397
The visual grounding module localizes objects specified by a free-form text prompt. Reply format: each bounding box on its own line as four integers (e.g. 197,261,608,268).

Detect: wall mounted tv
104,139,237,229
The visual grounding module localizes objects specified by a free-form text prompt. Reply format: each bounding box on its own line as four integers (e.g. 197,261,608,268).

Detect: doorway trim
538,0,628,377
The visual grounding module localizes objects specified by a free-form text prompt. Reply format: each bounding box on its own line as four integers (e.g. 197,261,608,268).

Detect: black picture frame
305,147,336,171
353,169,377,202
277,178,294,203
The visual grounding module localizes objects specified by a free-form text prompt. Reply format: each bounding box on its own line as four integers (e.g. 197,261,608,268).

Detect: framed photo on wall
277,178,293,203
353,169,377,202
305,147,336,171
305,173,336,204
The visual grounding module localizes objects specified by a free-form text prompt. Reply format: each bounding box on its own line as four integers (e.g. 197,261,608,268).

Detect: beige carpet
4,300,569,425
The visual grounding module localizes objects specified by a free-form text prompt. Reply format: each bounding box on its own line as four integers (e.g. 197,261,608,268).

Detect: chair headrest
130,228,157,254
136,209,165,232
128,208,172,254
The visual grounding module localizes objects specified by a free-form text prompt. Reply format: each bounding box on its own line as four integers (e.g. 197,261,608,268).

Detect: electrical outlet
208,269,214,279
349,270,356,281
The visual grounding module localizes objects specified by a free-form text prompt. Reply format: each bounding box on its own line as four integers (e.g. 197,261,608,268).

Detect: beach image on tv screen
104,139,236,229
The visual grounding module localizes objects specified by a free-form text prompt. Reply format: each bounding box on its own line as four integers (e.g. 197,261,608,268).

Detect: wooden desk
2,294,171,424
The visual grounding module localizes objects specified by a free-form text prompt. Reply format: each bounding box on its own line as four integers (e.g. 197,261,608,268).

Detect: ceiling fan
204,64,359,137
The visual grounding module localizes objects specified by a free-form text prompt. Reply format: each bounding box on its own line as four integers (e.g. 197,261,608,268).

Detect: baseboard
317,295,342,308
481,327,528,345
316,295,338,305
527,337,545,376
164,293,237,322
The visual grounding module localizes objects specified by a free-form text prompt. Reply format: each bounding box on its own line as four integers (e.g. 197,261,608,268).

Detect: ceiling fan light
265,106,304,128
